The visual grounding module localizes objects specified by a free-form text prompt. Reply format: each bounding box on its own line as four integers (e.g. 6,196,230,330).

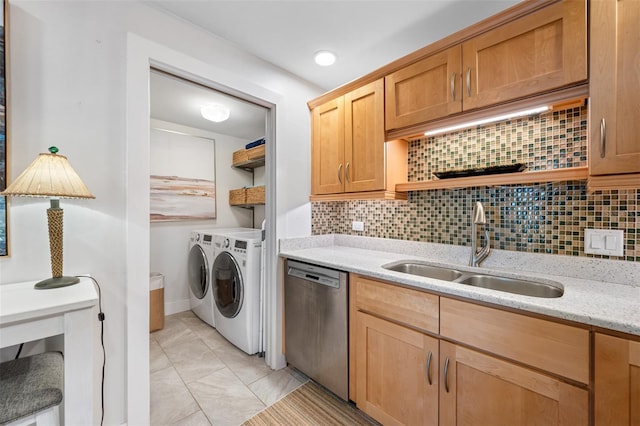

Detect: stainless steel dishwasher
285,259,348,400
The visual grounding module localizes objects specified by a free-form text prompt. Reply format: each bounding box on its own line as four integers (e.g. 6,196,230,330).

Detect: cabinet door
311,97,344,195
462,0,587,111
385,46,462,130
589,0,640,175
439,341,588,426
356,311,439,426
344,79,385,192
594,333,640,426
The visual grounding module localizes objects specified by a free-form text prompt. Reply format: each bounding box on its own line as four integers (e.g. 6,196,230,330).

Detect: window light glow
424,106,550,137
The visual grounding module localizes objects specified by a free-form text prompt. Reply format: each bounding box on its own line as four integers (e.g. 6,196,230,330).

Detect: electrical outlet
352,221,364,232
584,229,624,257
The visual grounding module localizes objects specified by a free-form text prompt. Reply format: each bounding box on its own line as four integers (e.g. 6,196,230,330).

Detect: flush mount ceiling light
201,104,230,123
424,105,550,137
314,50,336,66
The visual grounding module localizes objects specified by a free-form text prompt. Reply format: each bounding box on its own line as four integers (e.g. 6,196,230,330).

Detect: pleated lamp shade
1,147,94,289
2,150,95,199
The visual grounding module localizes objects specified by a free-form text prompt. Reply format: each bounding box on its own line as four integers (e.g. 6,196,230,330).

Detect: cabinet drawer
352,274,438,334
440,297,589,384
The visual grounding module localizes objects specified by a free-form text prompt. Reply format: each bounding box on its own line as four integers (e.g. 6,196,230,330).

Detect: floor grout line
152,311,306,426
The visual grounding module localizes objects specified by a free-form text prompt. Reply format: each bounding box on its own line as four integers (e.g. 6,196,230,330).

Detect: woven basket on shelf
232,149,249,165
229,188,246,206
246,145,265,161
246,185,265,204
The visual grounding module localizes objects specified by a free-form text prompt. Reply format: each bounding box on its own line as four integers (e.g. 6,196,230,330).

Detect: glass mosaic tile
311,106,639,262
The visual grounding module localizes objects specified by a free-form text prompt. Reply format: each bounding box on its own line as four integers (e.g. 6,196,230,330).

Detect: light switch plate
352,221,364,231
584,229,624,257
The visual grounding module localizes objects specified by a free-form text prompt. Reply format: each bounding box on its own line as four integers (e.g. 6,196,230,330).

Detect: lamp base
34,276,80,289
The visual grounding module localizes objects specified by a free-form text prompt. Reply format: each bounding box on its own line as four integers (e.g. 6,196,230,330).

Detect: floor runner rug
242,381,376,426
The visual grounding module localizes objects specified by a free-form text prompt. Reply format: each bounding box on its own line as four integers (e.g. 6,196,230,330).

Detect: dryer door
188,245,209,300
212,251,243,318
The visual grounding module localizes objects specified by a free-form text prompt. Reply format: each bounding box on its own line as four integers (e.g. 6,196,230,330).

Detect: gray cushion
0,352,63,425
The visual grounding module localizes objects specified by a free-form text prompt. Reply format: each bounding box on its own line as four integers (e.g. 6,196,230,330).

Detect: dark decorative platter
433,163,527,179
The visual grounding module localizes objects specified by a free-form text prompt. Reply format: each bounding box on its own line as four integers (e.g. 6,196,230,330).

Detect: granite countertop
279,235,640,336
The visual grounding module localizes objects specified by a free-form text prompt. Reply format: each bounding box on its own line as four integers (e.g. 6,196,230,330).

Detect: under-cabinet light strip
424,105,550,137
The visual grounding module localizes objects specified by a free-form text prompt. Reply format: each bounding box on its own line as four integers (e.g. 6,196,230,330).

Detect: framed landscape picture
0,0,7,256
149,128,216,222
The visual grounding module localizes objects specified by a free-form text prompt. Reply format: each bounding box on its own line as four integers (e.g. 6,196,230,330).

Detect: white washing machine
188,230,216,327
211,229,263,355
188,228,256,327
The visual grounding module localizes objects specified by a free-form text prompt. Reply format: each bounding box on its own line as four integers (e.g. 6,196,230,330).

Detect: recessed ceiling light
201,104,230,122
314,50,336,66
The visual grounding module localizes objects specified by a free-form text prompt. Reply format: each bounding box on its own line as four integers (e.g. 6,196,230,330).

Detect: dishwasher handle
287,261,342,289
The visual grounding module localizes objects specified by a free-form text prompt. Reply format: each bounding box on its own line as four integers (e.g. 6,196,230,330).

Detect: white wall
0,1,320,424
149,119,256,314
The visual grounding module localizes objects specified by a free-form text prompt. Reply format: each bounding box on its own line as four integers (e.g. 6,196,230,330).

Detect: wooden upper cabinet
384,0,587,132
439,341,589,426
594,333,640,426
311,79,407,199
463,0,587,111
589,0,640,176
385,46,462,130
311,97,344,195
344,79,385,192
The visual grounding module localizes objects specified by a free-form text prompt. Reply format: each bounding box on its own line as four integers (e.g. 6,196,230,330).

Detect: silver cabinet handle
338,163,343,184
345,162,350,183
444,357,450,393
600,118,606,158
426,351,433,385
450,72,456,101
466,67,471,97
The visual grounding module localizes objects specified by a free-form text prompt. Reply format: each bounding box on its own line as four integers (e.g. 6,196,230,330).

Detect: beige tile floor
150,311,307,426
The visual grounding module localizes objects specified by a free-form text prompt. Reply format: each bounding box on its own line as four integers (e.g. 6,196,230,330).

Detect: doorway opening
125,34,281,425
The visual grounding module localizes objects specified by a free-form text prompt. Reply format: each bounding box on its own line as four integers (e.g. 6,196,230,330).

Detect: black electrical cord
76,275,105,426
14,343,23,359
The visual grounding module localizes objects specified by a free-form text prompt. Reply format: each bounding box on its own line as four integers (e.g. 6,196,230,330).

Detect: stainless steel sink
382,260,564,298
457,275,564,298
383,261,464,281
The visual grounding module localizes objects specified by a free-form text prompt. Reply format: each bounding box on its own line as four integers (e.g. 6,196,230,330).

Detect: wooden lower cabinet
594,333,640,426
439,341,588,426
355,311,439,425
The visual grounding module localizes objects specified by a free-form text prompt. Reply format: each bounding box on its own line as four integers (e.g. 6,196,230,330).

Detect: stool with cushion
0,352,63,426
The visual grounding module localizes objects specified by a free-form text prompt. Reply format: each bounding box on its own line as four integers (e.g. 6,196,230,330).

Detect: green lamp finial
48,146,59,154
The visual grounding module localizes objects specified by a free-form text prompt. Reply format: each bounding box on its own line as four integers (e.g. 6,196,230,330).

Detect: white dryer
188,230,216,327
211,229,263,355
188,228,256,327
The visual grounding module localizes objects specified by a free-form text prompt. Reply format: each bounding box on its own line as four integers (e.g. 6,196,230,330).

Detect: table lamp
0,147,95,289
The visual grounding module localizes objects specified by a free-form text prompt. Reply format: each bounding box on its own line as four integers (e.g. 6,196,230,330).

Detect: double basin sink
383,261,563,298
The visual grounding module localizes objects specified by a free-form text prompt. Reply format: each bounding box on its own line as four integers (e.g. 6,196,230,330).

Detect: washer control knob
195,233,200,242
224,238,230,248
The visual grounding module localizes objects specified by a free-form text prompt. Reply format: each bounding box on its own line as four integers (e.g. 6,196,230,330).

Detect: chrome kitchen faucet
469,201,490,267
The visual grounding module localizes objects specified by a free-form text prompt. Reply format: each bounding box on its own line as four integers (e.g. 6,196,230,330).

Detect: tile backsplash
311,106,639,262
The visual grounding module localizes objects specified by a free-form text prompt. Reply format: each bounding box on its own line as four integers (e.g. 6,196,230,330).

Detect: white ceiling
150,70,267,141
148,0,520,140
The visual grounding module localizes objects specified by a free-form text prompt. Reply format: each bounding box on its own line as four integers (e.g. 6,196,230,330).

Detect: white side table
0,277,98,425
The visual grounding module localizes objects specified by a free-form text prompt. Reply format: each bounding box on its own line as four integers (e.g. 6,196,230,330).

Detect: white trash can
149,272,165,332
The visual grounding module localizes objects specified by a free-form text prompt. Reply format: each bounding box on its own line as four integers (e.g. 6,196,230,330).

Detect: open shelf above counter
309,190,407,202
396,167,589,192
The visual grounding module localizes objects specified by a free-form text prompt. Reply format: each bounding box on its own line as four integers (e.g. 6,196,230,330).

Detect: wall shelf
309,190,407,202
231,144,265,170
229,185,265,208
395,167,589,192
